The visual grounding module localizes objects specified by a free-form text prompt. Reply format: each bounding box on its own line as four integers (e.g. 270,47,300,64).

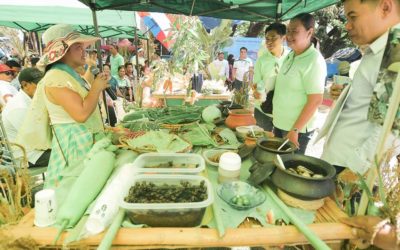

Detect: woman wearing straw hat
17,24,108,188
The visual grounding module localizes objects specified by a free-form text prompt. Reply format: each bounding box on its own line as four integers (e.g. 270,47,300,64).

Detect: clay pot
225,109,256,129
271,154,336,200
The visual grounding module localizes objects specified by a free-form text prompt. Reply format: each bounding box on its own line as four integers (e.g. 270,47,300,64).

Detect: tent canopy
0,4,144,38
80,0,339,21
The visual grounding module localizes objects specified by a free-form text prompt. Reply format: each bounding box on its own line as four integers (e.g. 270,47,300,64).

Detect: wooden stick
357,72,400,215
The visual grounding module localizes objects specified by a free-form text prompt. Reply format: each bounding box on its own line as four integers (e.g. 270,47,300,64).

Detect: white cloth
321,30,400,174
10,77,21,91
0,80,18,107
233,58,253,81
209,59,229,79
2,90,44,164
130,56,145,67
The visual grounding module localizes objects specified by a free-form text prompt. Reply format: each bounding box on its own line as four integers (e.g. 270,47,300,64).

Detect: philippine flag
138,12,175,49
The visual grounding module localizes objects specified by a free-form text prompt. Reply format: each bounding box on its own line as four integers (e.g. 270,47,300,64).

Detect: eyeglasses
1,71,14,76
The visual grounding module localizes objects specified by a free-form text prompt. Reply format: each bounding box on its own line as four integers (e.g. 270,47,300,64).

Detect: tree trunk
245,22,268,37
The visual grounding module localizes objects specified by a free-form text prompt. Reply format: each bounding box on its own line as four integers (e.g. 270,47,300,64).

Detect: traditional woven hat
37,24,99,71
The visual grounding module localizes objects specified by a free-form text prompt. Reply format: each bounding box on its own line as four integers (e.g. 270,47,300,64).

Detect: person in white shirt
321,0,400,175
2,67,51,167
6,60,22,91
131,48,146,67
208,51,229,81
232,47,253,90
0,64,18,108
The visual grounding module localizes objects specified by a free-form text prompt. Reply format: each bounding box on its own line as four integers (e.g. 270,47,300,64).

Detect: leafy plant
165,16,233,75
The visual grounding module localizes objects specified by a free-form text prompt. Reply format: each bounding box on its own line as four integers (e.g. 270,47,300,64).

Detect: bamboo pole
89,1,110,125
357,72,400,215
7,222,354,247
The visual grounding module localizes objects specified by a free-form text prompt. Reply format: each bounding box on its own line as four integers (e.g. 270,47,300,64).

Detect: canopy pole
357,72,400,215
276,0,282,21
37,32,43,56
147,39,150,64
89,1,110,126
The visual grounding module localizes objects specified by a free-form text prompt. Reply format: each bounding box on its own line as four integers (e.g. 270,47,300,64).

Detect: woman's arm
287,93,323,147
45,73,108,123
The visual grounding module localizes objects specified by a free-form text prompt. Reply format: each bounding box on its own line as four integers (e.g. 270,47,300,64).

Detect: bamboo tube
357,72,400,215
98,209,125,250
264,186,331,250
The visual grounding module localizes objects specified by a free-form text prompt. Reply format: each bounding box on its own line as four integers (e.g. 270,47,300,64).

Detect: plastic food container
120,174,214,227
132,153,205,174
218,152,241,183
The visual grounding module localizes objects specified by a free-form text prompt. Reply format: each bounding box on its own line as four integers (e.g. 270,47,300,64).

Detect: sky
0,0,87,8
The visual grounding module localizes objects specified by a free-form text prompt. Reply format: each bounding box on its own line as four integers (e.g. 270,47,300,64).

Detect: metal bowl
271,154,336,200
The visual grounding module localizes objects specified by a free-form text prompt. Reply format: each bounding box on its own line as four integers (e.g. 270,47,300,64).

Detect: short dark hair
6,60,21,69
30,57,40,66
240,47,248,52
118,65,125,71
103,63,111,70
265,23,286,36
292,13,315,30
125,62,133,68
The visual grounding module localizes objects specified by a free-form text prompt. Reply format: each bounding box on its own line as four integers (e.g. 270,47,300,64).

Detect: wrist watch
292,128,299,133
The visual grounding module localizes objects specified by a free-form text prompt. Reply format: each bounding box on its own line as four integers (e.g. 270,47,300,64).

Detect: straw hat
37,24,100,71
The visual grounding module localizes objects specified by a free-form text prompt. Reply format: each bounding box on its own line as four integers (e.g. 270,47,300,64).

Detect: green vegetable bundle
122,106,204,125
54,138,116,243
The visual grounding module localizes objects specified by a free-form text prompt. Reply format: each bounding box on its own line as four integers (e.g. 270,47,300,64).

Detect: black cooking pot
253,137,297,164
271,154,336,200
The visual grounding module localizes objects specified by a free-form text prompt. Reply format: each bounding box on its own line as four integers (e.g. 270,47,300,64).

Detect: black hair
227,54,235,65
125,62,133,68
6,60,21,69
265,23,287,36
118,65,125,72
292,13,315,31
103,63,111,70
240,47,248,52
30,57,40,66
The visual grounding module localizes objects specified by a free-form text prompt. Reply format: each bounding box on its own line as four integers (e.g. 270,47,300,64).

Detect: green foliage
314,5,354,58
165,17,233,74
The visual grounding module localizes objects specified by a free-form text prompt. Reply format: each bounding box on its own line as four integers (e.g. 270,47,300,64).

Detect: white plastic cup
218,152,241,183
34,189,57,227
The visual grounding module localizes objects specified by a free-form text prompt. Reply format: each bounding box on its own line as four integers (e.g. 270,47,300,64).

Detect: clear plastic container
120,174,214,227
132,153,205,174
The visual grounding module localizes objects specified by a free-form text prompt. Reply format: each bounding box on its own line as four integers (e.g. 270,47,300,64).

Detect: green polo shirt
253,48,289,93
110,54,125,77
272,45,326,132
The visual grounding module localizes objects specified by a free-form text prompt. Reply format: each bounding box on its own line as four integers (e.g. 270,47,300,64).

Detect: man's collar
368,31,389,55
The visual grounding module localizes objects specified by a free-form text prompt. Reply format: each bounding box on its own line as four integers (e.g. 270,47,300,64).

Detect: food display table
7,198,354,249
152,94,230,106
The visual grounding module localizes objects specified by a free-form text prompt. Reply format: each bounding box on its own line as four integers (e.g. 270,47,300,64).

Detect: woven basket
160,121,197,131
277,189,325,210
119,134,192,154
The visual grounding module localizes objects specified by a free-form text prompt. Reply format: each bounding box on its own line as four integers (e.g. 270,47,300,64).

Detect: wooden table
6,198,355,249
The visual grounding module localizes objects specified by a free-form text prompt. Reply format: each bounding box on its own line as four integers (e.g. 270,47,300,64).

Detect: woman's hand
92,72,109,92
286,130,299,149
